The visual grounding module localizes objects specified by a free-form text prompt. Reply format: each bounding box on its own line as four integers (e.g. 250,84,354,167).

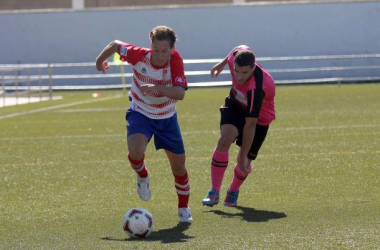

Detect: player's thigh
165,150,186,176
127,133,149,158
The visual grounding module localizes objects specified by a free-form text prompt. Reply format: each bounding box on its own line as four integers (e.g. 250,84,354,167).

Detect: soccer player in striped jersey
96,26,192,223
202,45,276,207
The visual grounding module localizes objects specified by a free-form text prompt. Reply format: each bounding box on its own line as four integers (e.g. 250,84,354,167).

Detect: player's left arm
238,117,258,174
238,81,266,173
140,52,187,100
140,85,185,100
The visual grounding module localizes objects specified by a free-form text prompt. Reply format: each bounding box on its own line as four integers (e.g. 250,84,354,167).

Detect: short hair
234,50,255,68
149,26,177,48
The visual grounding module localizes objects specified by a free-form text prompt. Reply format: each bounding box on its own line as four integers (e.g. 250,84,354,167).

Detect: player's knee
217,137,233,151
170,159,186,175
128,148,145,161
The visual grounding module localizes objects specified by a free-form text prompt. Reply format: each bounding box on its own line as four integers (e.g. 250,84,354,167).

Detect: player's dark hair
234,50,255,68
149,26,177,48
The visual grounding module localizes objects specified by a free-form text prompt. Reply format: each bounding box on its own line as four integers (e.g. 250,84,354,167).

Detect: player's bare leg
224,160,252,207
127,133,151,201
216,124,238,152
165,150,193,223
203,124,238,207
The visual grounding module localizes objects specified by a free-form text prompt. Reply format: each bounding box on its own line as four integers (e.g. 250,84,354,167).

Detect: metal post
14,69,19,105
1,70,5,107
336,58,341,88
72,0,85,10
27,67,31,103
38,68,42,101
48,64,53,100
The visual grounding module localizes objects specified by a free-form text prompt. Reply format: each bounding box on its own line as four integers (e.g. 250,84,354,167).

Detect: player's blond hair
149,26,177,48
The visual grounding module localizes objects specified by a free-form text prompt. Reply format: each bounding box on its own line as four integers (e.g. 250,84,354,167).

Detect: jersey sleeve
117,43,148,65
170,52,188,90
245,66,265,117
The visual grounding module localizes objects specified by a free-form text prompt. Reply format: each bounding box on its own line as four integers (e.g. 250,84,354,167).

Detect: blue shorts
126,109,185,154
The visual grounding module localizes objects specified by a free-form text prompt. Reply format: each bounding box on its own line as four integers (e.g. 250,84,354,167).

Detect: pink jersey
118,43,188,119
227,45,276,126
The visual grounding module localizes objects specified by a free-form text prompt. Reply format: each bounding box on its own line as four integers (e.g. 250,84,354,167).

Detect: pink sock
211,148,229,193
229,164,252,191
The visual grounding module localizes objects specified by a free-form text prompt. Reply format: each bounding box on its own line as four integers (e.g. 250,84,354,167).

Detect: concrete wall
0,0,231,10
0,0,71,11
1,1,379,63
1,1,379,84
85,0,231,8
0,0,365,10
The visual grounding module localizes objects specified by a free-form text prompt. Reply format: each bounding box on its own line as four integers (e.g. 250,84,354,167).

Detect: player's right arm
211,47,240,78
96,40,122,73
210,56,228,78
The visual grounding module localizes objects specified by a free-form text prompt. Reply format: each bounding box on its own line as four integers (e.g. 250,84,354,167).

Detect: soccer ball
122,208,154,238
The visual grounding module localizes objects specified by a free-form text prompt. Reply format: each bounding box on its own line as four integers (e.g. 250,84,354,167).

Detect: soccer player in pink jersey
202,45,276,207
95,26,192,223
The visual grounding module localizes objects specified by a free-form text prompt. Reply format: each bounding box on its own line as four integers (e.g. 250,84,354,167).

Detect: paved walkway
0,96,63,108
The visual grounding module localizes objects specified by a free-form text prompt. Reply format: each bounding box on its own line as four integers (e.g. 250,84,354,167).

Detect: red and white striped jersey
118,43,188,119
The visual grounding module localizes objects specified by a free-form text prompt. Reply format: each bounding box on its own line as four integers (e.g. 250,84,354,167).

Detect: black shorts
220,96,269,160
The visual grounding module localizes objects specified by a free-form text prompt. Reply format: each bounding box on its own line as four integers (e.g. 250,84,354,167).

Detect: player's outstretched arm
95,40,121,73
210,56,228,78
211,47,239,78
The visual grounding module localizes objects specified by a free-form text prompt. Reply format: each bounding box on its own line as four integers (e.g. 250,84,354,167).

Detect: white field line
181,123,380,134
260,150,380,158
270,123,380,131
2,150,380,168
1,123,380,141
0,95,123,120
54,107,126,113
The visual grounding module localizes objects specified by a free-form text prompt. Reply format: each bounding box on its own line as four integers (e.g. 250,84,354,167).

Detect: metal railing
1,53,380,106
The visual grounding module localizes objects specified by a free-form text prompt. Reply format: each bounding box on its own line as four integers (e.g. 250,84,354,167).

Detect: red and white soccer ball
122,208,154,238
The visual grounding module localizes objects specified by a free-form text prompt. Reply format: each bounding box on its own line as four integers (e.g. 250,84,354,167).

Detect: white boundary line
0,95,123,120
2,149,379,168
270,123,380,131
1,123,379,141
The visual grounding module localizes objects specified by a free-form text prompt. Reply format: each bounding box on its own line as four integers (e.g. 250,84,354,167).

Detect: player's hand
237,155,251,175
140,84,156,96
101,61,110,73
210,63,224,78
96,61,110,73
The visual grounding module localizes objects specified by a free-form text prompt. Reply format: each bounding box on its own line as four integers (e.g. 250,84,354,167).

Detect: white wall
1,1,379,64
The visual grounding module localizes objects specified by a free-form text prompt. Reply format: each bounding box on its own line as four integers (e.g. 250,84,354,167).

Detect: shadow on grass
205,205,287,222
101,222,194,244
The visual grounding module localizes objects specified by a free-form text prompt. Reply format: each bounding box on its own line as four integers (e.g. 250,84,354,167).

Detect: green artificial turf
1,84,379,249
